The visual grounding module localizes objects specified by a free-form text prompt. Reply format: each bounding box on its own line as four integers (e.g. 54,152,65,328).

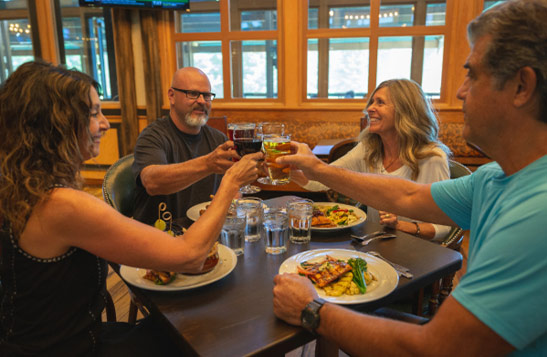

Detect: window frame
302,0,452,107
170,0,284,104
166,0,472,111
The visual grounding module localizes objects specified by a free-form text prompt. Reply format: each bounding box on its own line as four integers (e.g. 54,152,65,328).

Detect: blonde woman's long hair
359,79,451,180
0,61,97,238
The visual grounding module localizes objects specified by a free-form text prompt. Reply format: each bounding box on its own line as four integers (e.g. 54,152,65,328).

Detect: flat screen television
79,0,189,10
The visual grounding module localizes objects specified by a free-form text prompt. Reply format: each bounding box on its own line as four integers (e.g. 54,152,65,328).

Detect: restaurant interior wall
0,0,497,186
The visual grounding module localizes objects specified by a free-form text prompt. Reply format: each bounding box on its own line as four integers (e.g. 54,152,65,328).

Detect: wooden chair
102,154,149,324
104,290,117,322
327,138,358,163
206,115,228,135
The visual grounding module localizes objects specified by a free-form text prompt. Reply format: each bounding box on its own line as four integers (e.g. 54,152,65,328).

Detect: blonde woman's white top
304,142,451,239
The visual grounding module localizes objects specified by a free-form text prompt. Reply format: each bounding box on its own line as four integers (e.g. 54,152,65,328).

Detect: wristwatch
301,298,327,333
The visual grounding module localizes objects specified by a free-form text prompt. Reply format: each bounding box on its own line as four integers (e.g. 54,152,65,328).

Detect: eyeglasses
171,87,216,101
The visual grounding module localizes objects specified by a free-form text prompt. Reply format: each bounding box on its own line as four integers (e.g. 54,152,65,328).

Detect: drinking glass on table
220,212,246,256
263,208,288,255
232,123,262,194
287,198,313,244
257,122,285,185
263,134,291,185
236,197,263,242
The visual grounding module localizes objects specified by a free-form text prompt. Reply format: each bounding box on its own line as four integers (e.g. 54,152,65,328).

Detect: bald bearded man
133,67,238,225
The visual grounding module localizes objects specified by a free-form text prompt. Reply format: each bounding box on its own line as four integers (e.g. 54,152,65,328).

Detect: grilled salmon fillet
298,256,353,287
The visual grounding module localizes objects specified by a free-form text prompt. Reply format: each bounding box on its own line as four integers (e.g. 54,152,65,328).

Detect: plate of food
120,243,237,291
278,249,398,304
186,201,212,221
311,202,366,231
187,200,269,221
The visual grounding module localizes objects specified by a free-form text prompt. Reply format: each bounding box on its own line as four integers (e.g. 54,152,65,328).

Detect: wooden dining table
122,196,462,356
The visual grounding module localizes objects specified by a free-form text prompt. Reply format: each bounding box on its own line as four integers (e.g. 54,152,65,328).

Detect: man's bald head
168,67,213,134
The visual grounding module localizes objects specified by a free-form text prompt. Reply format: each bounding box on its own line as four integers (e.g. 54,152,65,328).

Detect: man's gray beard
184,112,208,128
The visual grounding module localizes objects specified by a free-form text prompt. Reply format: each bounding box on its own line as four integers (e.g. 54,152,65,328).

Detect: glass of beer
263,134,291,185
257,122,285,185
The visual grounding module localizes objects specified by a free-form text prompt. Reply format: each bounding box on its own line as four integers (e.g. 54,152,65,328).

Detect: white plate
187,200,268,221
187,201,212,222
312,202,367,231
279,249,398,305
120,244,237,291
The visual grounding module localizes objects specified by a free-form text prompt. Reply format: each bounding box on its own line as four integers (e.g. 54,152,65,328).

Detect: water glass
287,198,313,244
220,214,246,256
236,197,263,242
263,209,289,255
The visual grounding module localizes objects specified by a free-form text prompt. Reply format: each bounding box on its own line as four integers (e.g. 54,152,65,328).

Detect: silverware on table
367,251,414,279
359,234,396,246
351,231,386,241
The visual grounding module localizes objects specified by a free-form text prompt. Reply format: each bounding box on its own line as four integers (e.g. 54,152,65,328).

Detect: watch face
301,299,324,332
302,308,318,330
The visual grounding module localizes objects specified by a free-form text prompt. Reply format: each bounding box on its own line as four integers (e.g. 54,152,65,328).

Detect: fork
351,231,385,241
359,234,396,246
367,251,414,279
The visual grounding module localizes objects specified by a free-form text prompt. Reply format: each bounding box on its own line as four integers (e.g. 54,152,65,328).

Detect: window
306,0,447,101
0,0,33,83
231,40,277,98
59,1,118,100
0,0,118,100
176,41,224,98
307,38,369,99
377,35,444,97
174,0,279,99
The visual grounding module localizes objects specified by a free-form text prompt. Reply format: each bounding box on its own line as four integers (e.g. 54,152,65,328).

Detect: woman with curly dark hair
0,61,262,355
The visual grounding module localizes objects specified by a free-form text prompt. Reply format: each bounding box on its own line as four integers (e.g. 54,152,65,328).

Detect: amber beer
263,135,291,185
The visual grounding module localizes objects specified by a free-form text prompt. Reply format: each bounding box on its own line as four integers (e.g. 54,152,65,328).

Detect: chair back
326,138,361,208
206,116,228,135
102,154,135,217
449,159,472,179
328,138,358,163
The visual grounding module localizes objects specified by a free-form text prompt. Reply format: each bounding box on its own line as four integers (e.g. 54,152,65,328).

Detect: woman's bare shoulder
38,187,112,227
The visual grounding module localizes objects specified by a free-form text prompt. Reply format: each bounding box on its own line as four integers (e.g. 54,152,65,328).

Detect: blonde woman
293,79,452,240
0,61,261,355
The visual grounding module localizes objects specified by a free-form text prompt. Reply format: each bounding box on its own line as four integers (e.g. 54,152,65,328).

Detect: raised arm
277,142,455,226
26,152,262,273
140,141,238,196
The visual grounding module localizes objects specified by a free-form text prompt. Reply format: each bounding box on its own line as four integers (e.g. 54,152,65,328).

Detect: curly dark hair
0,60,99,237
